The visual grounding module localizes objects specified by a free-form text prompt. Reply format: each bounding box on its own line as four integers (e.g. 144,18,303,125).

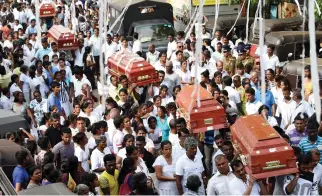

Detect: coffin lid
176,85,214,111
48,25,75,39
234,115,280,141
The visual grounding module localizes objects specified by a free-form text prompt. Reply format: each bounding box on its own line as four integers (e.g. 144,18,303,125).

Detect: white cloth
74,47,85,67
74,145,90,172
146,51,160,65
283,175,318,196
112,129,124,153
132,39,142,54
207,168,235,195
229,175,262,195
175,153,205,195
104,42,118,64
263,54,280,70
72,75,92,97
276,99,297,130
224,86,241,104
246,100,263,115
167,41,177,59
90,147,111,174
0,96,12,110
153,155,178,195
291,100,314,123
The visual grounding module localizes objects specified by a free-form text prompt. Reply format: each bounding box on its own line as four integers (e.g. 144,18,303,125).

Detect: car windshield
134,23,175,43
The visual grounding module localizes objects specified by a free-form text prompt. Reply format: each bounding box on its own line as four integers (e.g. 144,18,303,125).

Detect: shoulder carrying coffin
48,25,78,50
108,52,159,86
231,115,298,179
176,85,226,133
40,2,56,18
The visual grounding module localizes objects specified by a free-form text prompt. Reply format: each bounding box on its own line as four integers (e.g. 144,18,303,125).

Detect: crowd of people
1,0,322,195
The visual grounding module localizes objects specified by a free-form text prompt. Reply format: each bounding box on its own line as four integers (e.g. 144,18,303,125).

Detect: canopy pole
308,0,321,122
259,0,266,104
211,0,220,39
245,0,250,43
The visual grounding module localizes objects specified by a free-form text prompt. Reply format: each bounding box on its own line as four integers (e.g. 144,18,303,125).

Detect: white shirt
9,83,22,100
171,58,181,71
3,40,13,49
48,51,60,62
89,35,101,56
291,100,314,123
229,175,262,195
74,145,90,172
117,147,127,160
246,100,263,115
313,163,322,188
112,129,124,153
153,60,165,71
276,99,297,130
0,95,12,110
146,50,160,65
207,168,236,195
145,136,155,151
167,40,177,59
74,47,85,67
132,39,142,53
176,153,205,195
168,132,179,146
283,175,318,196
104,42,118,64
90,147,111,173
72,75,92,96
263,54,280,70
23,47,36,67
267,116,278,127
224,86,241,104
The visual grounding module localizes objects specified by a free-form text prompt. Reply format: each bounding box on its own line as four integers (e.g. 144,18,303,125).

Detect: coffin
108,52,159,86
176,85,226,133
48,25,78,50
40,2,56,18
231,115,298,179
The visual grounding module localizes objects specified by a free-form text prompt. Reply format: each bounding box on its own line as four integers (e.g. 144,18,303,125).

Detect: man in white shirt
89,28,101,73
223,76,241,106
171,50,183,71
112,116,124,154
283,154,318,195
0,87,12,110
146,44,160,65
201,25,211,39
132,32,142,54
103,34,117,65
166,33,177,60
153,52,166,71
48,42,60,62
276,88,296,130
245,87,263,115
212,42,224,62
291,89,314,122
211,30,222,48
309,149,322,191
73,39,85,67
207,155,235,195
170,42,184,61
72,67,92,97
263,44,280,70
229,160,268,195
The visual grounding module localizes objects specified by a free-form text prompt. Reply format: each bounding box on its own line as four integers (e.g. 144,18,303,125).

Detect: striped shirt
287,128,307,147
298,136,322,164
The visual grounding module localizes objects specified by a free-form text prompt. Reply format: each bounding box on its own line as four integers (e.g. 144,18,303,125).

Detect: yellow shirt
99,169,120,195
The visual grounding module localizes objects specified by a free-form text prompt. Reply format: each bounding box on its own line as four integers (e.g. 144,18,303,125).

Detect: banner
192,0,229,6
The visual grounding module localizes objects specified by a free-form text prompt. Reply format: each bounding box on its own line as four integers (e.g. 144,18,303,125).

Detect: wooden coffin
48,25,78,50
176,85,226,133
108,52,159,86
40,2,56,18
231,115,298,179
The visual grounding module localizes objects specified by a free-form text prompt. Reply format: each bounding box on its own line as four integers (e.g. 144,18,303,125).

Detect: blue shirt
45,66,58,85
298,136,322,164
35,47,52,61
255,89,275,115
156,115,170,141
12,166,29,189
47,92,62,112
204,130,215,145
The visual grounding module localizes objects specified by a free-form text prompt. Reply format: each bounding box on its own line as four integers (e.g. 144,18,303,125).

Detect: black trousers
94,56,100,75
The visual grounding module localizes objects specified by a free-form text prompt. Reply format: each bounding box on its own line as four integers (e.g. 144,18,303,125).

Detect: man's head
148,44,155,53
135,136,146,152
222,76,232,87
233,75,241,88
184,136,198,159
61,128,72,145
50,113,61,129
221,141,234,161
215,154,230,175
15,150,30,166
231,160,246,180
216,61,223,72
177,43,183,52
165,61,174,73
245,87,256,103
185,174,201,193
298,153,312,173
282,88,291,100
304,65,311,78
308,149,320,169
250,71,259,84
215,30,222,41
168,33,174,42
267,44,275,56
76,117,86,132
176,118,187,132
103,154,116,175
307,118,319,142
119,75,129,89
214,134,225,149
294,113,306,132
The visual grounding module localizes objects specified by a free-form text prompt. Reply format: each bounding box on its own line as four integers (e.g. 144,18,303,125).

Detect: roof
0,109,29,136
265,31,322,46
205,16,255,30
110,0,168,11
0,139,22,167
18,183,76,195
